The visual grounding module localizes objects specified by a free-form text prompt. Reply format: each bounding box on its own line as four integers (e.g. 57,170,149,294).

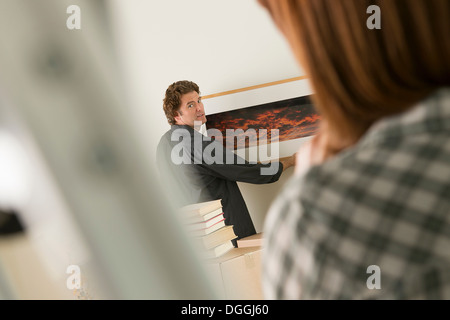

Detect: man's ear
173,111,182,125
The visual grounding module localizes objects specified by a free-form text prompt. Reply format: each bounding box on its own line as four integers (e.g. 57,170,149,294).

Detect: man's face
174,91,207,128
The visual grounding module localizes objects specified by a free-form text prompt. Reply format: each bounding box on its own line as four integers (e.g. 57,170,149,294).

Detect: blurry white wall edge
0,0,216,299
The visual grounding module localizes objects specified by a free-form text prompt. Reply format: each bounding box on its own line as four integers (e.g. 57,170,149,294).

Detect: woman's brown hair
259,0,450,157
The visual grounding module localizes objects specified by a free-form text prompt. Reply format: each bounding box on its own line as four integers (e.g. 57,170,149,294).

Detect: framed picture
202,77,319,160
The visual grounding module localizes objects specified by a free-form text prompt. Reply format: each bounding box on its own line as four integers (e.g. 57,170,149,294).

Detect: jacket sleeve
195,139,284,184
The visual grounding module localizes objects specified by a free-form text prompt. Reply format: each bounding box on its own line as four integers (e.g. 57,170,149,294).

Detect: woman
259,0,450,299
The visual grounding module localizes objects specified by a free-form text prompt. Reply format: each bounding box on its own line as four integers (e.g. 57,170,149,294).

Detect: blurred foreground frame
0,0,215,299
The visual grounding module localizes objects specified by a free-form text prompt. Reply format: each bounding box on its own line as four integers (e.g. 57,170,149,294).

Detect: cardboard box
203,246,264,300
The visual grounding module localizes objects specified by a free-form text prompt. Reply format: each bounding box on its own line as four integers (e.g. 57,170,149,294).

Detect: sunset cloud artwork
206,95,320,150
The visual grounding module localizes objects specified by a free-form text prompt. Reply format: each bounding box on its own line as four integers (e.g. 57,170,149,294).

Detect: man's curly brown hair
163,80,200,125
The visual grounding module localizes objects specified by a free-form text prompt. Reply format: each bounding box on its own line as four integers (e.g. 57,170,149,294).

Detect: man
157,80,295,242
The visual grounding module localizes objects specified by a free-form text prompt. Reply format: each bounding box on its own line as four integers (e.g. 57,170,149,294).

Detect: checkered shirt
263,88,450,299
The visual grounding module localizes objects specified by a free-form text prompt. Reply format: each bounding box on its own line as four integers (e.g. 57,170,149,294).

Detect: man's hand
294,132,329,176
279,153,296,172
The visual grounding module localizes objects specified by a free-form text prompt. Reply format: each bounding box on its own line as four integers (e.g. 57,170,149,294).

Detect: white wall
108,0,309,231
